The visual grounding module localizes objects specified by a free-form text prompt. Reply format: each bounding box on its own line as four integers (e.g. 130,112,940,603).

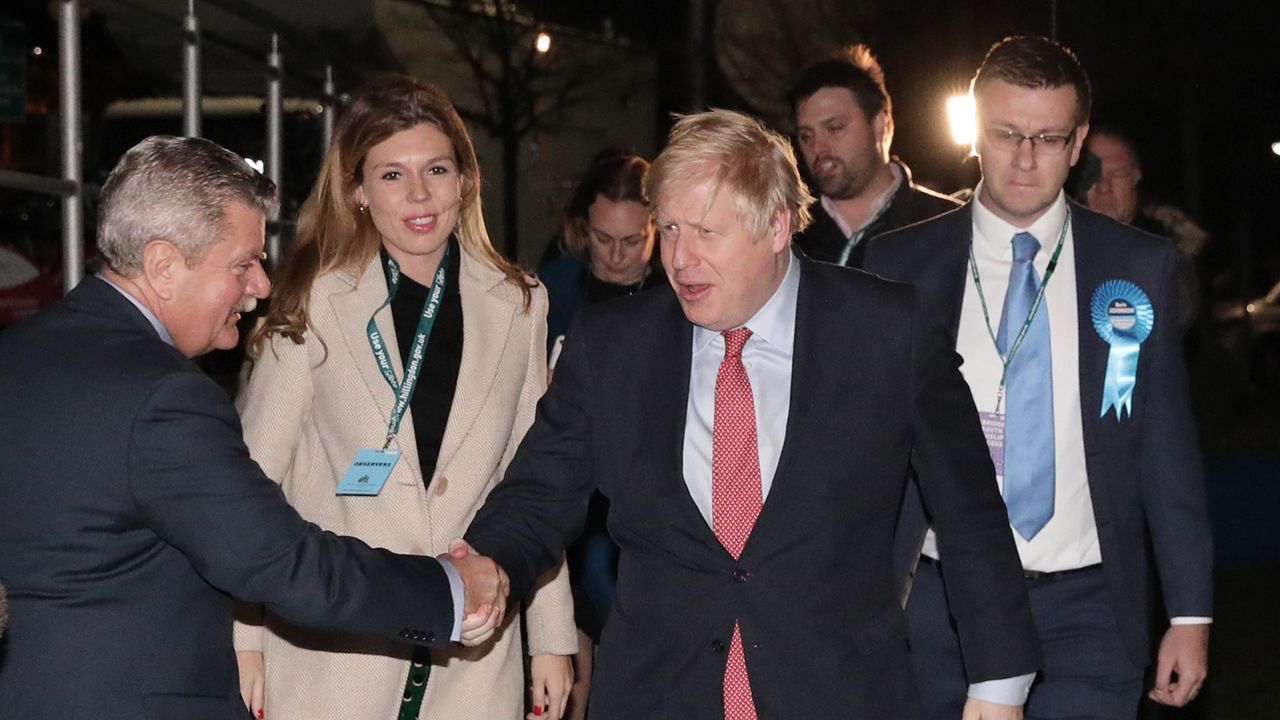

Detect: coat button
434,475,449,496
732,568,749,583
710,639,725,654
399,629,412,639
424,631,436,643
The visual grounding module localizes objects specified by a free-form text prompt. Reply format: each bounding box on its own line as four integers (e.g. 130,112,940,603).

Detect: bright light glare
534,32,552,54
244,157,265,173
947,94,977,146
1271,141,1280,157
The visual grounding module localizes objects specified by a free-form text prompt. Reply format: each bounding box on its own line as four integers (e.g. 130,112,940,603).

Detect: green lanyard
967,208,1070,413
366,246,449,448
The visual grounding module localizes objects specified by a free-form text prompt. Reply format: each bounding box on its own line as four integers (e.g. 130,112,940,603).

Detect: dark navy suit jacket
0,277,456,719
865,201,1214,668
468,254,1040,719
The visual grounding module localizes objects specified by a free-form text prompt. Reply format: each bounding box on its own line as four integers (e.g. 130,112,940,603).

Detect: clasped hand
443,538,510,647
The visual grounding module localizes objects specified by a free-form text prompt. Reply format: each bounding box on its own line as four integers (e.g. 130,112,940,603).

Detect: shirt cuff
968,673,1035,706
437,557,465,642
1170,616,1213,625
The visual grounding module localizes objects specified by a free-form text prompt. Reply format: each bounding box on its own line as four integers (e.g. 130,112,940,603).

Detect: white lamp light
947,94,977,146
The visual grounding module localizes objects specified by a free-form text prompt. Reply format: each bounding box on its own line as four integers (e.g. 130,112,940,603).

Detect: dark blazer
795,159,961,269
864,202,1214,668
0,277,457,719
467,254,1039,719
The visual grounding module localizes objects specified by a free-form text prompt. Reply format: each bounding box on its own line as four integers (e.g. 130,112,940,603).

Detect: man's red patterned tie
712,327,762,720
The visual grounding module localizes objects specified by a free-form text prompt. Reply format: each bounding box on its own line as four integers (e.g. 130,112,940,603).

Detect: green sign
0,20,27,121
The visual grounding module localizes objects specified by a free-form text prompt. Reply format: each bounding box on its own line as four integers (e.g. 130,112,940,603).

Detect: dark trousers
906,558,1144,720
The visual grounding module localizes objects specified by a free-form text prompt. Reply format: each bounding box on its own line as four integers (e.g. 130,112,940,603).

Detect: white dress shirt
683,251,798,524
922,187,1103,573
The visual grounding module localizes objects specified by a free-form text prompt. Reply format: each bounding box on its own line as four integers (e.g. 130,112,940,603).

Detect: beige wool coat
233,250,576,720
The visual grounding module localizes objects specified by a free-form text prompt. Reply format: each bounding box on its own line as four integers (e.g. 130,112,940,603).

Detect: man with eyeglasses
865,35,1212,719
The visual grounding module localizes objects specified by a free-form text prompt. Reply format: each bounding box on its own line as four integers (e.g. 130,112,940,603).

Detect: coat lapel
328,256,426,486
434,253,519,476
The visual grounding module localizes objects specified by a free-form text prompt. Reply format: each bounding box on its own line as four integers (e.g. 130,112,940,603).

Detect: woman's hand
236,650,265,719
528,653,574,719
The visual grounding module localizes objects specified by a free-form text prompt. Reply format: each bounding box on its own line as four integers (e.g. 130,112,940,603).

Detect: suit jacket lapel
644,292,724,552
1070,207,1109,461
931,205,975,338
758,256,816,526
434,252,519,476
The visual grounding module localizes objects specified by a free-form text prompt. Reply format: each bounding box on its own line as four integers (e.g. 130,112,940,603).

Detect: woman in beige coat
234,74,575,720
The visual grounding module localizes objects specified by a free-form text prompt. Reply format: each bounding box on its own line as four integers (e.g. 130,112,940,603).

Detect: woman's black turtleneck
382,237,464,488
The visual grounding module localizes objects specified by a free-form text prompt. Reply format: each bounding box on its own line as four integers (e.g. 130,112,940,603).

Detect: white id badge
977,411,1006,479
336,448,401,495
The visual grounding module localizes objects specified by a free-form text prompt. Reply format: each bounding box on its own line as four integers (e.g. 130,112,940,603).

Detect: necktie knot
722,328,753,358
1012,232,1041,263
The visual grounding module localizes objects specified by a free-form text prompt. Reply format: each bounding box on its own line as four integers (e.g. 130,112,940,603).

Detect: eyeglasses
984,128,1078,155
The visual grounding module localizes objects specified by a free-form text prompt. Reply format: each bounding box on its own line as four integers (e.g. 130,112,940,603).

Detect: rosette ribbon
1091,279,1155,420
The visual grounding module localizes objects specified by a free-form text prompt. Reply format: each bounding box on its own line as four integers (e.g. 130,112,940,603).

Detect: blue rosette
1091,279,1155,420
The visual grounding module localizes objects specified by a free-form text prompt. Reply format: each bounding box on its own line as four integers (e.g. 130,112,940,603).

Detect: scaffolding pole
322,64,335,153
182,0,201,137
265,33,283,262
59,0,83,293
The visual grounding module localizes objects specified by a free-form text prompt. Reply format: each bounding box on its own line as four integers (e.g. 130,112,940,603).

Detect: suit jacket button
710,639,725,654
732,568,749,584
424,631,436,643
399,629,412,638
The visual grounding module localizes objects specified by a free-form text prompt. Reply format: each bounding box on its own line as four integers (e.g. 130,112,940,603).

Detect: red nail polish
533,706,543,716
258,710,265,719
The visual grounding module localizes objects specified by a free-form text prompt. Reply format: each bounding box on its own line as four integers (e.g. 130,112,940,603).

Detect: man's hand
961,698,1023,720
445,538,509,647
1148,624,1209,706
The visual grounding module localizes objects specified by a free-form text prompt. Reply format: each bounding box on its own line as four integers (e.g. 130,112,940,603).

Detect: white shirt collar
972,181,1069,257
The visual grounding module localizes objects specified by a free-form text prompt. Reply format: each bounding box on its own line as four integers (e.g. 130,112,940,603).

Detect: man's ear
1068,123,1091,168
873,111,894,162
141,240,185,301
769,209,793,254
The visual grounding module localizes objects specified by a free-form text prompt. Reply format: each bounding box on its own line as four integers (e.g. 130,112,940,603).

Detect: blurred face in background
1085,132,1141,224
585,196,655,285
794,86,889,200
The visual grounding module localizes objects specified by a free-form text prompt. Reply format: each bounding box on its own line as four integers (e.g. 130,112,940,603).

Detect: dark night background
1,1,1277,717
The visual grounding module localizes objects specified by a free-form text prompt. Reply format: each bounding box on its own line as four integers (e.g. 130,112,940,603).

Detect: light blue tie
997,232,1055,541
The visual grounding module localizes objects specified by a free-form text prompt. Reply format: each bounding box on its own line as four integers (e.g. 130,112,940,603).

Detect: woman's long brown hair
248,74,534,357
